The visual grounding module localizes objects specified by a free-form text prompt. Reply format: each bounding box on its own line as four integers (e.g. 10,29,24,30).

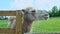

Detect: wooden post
0,11,23,34
16,11,23,34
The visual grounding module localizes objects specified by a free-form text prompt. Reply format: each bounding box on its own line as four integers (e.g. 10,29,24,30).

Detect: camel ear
22,9,25,12
22,9,28,14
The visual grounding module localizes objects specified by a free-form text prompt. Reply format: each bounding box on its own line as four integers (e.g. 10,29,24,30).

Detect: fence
0,10,60,34
0,10,23,34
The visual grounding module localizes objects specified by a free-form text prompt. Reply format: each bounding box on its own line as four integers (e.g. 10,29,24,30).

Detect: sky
0,0,60,11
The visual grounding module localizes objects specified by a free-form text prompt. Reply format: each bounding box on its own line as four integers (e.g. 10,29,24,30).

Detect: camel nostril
45,14,48,16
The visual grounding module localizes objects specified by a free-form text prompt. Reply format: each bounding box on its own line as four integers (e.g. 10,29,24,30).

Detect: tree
48,10,52,17
52,6,58,17
58,8,60,16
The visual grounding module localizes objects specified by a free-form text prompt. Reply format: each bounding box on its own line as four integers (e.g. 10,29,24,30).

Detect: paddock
0,11,60,34
0,10,23,34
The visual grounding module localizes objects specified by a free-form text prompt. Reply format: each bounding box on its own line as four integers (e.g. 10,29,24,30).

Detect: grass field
32,17,60,32
0,20,8,28
0,17,60,32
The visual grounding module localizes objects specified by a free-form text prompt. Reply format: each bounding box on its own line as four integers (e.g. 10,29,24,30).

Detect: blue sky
0,0,60,11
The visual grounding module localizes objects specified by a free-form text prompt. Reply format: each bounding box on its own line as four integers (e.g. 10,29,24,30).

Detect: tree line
48,6,60,17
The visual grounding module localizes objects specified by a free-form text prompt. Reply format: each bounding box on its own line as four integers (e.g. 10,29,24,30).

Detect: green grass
0,20,8,28
32,17,60,32
0,17,60,32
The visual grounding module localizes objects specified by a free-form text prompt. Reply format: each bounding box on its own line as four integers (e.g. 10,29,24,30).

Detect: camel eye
32,10,35,12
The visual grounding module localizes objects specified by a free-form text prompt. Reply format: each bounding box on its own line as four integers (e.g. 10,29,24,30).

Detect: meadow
0,17,60,32
32,17,60,32
0,20,8,28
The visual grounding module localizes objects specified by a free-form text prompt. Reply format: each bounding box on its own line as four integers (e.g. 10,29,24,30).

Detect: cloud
11,0,50,7
11,0,33,9
10,0,60,10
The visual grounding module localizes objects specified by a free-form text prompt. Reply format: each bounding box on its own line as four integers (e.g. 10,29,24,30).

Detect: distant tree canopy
48,6,60,17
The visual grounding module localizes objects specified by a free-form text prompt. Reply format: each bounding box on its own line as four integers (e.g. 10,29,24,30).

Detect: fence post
16,11,23,34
